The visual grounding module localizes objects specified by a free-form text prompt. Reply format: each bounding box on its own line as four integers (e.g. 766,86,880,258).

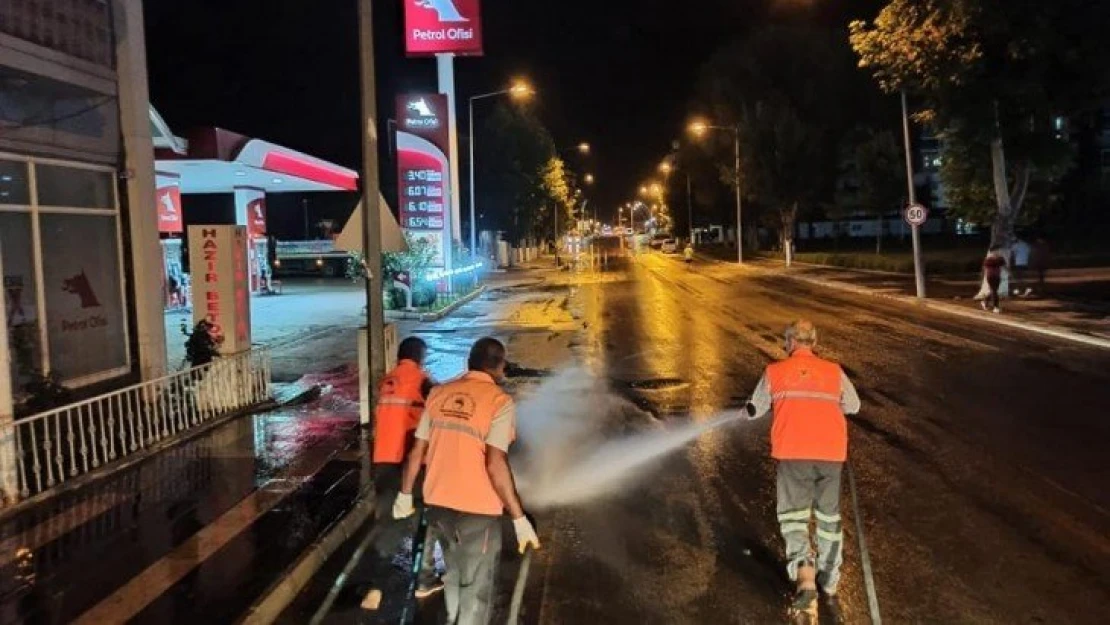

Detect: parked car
650,234,670,249
661,239,678,254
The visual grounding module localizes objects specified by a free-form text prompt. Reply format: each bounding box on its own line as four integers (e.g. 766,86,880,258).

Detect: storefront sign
188,226,252,354
404,0,483,56
396,94,452,268
156,185,183,234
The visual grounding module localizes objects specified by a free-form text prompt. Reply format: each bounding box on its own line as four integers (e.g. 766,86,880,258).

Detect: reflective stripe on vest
378,397,425,408
771,391,840,403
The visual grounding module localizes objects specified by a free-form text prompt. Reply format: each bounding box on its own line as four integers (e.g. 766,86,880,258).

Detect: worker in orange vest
362,337,441,610
744,320,861,620
393,337,539,625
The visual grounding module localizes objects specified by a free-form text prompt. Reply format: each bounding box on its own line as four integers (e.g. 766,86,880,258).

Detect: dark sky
143,0,882,233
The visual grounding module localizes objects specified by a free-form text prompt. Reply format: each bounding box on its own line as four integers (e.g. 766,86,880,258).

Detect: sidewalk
760,260,1110,346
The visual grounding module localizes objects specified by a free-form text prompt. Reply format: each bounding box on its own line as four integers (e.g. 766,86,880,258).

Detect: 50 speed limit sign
904,203,929,227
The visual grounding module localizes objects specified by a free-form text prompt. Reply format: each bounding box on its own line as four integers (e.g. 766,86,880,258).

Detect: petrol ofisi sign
404,0,483,57
396,94,452,268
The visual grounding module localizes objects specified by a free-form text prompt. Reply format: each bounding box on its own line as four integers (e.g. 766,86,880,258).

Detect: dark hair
467,337,506,372
398,337,427,364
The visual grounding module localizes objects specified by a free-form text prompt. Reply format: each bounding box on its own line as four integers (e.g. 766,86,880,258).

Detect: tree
835,127,905,253
850,0,1110,250
475,103,561,245
695,24,875,255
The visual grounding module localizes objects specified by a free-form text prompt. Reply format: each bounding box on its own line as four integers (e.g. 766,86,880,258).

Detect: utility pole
734,126,743,264
686,174,694,244
901,89,926,298
357,0,386,404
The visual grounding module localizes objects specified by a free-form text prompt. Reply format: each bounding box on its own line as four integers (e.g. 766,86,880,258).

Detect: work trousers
370,464,437,587
777,460,845,594
427,507,503,625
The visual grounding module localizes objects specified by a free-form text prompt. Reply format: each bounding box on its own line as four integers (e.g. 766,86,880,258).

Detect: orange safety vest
373,359,428,464
765,348,848,462
422,371,513,516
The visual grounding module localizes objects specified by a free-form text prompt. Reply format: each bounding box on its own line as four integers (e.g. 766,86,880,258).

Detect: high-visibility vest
765,348,848,462
373,359,427,464
422,371,513,516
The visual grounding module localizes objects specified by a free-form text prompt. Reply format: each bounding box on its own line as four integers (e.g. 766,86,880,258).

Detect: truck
272,240,350,278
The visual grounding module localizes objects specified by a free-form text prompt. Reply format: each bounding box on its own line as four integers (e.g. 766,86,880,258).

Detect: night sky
143,0,883,237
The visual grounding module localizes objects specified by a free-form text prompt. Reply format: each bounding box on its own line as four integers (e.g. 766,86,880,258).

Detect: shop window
39,213,127,382
2,211,41,389
35,163,114,209
0,160,31,205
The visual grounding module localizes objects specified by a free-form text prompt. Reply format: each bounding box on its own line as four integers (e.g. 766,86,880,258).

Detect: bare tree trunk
876,213,883,255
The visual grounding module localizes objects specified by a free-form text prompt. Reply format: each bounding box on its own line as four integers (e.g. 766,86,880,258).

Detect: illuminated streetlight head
577,142,591,155
659,161,673,174
639,185,649,196
584,174,595,185
688,119,710,137
509,79,534,99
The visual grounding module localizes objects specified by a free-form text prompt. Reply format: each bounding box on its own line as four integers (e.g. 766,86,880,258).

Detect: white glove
512,516,541,554
392,492,415,519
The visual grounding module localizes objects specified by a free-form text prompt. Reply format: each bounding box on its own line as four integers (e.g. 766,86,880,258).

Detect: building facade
2,1,165,411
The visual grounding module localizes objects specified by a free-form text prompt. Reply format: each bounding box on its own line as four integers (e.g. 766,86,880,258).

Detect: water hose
506,547,534,624
847,462,882,625
399,504,430,625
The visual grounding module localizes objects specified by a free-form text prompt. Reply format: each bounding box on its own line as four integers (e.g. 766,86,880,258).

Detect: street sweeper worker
394,337,540,625
362,336,442,610
744,320,861,618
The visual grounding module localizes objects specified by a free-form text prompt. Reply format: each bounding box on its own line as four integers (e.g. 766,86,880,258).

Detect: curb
238,490,377,625
384,285,487,322
783,272,1110,351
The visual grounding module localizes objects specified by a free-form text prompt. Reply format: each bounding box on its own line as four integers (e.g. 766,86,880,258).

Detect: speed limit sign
904,203,929,227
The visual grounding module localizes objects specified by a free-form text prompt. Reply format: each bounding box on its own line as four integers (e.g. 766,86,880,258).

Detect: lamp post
468,80,533,257
689,120,743,264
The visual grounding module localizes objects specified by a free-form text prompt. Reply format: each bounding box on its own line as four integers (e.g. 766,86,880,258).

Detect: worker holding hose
744,320,861,622
394,337,540,625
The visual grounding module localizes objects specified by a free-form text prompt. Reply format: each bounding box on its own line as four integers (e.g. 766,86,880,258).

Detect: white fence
0,349,271,506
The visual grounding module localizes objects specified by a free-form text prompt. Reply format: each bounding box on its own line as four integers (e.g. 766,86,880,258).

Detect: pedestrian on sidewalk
394,337,540,625
981,247,1008,314
361,337,442,611
1012,238,1032,296
743,320,861,621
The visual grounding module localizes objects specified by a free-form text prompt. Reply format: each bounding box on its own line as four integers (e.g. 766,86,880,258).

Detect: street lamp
688,118,743,264
659,161,673,175
584,173,595,185
577,142,591,155
468,78,534,256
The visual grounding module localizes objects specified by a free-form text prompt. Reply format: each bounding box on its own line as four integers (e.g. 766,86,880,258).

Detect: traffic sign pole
901,89,926,299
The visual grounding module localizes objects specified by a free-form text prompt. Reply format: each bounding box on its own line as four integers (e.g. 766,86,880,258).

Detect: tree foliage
695,24,881,244
475,103,571,244
850,0,1110,246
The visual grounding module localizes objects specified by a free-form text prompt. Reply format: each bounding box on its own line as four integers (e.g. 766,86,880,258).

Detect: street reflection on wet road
523,253,1110,624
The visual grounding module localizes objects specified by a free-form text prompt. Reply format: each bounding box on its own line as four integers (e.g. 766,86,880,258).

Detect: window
2,211,40,388
0,159,31,205
1,153,128,389
35,163,114,209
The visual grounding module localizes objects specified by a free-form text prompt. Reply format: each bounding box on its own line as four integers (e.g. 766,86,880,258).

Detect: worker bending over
394,337,539,625
363,337,441,610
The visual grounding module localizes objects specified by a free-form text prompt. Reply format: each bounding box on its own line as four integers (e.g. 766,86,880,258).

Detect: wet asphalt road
517,252,1110,624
